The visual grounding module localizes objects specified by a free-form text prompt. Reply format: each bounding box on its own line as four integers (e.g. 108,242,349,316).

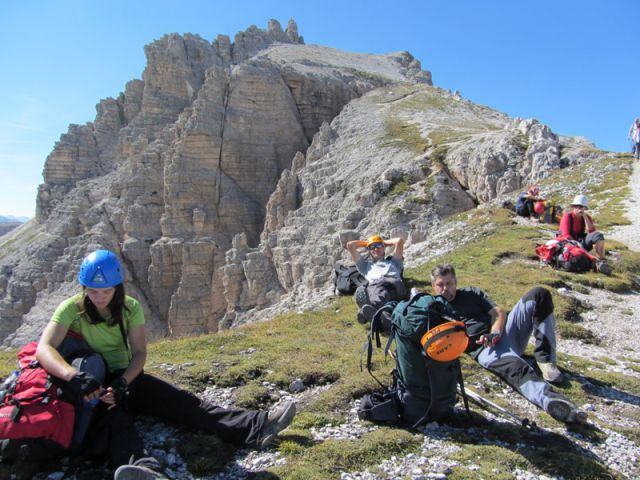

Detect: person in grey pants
346,234,406,325
430,264,587,424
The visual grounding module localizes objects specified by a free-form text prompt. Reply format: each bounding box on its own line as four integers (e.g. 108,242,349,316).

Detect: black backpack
333,263,367,295
542,204,562,224
359,294,470,428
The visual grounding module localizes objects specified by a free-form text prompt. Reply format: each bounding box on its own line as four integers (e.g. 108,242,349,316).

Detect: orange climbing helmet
366,234,384,248
420,320,469,362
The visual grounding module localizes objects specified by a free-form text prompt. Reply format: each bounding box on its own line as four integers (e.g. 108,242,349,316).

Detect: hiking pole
460,386,537,430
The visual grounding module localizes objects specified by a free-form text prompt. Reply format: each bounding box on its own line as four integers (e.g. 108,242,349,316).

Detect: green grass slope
1,154,639,479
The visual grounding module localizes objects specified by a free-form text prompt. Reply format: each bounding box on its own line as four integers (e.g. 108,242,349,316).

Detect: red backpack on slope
535,237,597,273
0,342,75,460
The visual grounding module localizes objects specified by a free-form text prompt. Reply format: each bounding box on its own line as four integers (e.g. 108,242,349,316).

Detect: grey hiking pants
366,276,407,309
475,287,565,411
581,231,605,252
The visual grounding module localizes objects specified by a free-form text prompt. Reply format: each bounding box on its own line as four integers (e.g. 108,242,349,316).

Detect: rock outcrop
0,19,435,344
0,19,601,345
215,84,589,325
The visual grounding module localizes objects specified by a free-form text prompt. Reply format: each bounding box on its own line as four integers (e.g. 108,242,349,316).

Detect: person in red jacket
559,194,612,274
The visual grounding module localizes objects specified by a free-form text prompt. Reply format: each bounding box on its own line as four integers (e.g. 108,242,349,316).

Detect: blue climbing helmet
78,250,124,288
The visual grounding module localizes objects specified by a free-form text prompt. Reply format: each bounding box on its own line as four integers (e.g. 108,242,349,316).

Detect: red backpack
535,237,597,273
0,342,75,453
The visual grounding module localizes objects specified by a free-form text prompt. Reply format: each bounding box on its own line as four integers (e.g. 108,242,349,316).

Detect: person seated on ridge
515,185,542,218
430,264,587,425
346,234,406,324
559,194,612,275
36,249,297,480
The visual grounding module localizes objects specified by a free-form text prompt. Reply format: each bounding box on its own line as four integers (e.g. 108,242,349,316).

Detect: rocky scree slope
221,83,596,327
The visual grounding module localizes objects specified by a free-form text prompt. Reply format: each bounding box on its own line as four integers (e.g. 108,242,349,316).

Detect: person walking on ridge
628,118,640,159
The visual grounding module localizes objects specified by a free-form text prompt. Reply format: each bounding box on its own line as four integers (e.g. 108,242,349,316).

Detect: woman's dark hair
79,284,130,326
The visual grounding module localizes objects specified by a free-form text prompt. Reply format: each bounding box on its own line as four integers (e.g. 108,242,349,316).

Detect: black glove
66,371,101,404
109,376,129,404
485,333,502,347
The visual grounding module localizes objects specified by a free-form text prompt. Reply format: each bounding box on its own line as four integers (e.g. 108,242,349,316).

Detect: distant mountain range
0,215,29,223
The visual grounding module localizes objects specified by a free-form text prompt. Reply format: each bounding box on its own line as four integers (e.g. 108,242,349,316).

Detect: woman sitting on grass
36,249,296,480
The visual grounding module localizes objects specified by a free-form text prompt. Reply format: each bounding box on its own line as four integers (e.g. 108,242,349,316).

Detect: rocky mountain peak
0,19,600,346
1,19,436,345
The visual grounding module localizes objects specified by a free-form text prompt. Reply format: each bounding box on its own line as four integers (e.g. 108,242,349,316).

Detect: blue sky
1,1,638,218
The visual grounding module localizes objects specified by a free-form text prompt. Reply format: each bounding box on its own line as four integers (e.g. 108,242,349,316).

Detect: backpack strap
117,318,130,360
401,292,430,316
456,361,472,420
360,302,397,390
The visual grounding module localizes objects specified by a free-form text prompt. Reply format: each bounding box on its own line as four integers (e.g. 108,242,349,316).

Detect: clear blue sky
1,0,638,218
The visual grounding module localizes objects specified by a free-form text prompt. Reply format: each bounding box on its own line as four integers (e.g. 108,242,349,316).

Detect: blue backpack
515,192,529,216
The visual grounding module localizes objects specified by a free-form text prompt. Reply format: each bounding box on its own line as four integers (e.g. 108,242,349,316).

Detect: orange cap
366,234,384,247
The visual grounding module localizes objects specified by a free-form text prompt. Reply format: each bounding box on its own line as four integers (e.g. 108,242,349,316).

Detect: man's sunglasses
368,242,384,250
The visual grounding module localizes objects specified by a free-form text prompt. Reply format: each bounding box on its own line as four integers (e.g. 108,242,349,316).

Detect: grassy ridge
1,156,638,478
146,153,639,478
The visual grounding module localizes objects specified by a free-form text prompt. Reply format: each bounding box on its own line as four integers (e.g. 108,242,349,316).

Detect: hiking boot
357,304,376,324
596,260,613,275
354,286,369,308
258,401,296,449
546,398,588,424
114,457,167,480
538,362,564,383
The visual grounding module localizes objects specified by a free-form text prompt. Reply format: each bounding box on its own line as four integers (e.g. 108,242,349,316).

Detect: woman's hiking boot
546,398,588,424
114,457,167,480
596,260,613,276
538,362,564,383
258,401,296,449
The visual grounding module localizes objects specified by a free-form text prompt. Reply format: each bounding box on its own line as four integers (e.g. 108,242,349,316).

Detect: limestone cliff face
216,85,598,326
0,19,433,345
0,20,598,345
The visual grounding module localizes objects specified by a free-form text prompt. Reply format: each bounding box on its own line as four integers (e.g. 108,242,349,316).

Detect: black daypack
333,263,367,295
359,294,470,428
542,204,562,224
